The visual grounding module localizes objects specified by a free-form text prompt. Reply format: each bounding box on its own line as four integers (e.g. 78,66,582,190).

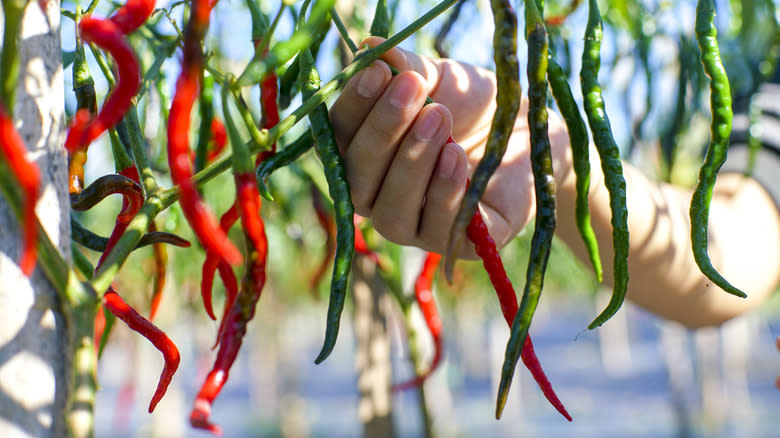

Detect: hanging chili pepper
255,131,314,200
103,288,180,413
64,17,141,152
0,105,41,276
168,0,242,268
689,0,746,298
206,118,228,162
579,0,630,329
109,0,156,35
497,5,566,419
299,47,356,364
201,204,240,321
69,21,96,195
148,221,167,321
393,252,444,390
310,182,336,294
195,72,216,173
353,214,384,270
71,216,190,252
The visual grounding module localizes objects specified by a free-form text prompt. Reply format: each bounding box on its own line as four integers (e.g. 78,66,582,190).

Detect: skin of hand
329,37,780,329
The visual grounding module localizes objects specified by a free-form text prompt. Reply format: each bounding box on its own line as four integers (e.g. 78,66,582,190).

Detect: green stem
88,42,116,88
124,107,160,194
0,0,26,110
330,8,360,53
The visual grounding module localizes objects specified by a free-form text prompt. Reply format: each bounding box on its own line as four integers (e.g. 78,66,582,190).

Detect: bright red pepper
103,288,180,412
0,105,41,276
353,214,384,270
206,118,228,162
64,18,140,152
109,0,156,35
200,204,240,321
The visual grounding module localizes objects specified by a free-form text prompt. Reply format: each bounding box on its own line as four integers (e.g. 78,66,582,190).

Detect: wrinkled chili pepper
201,204,240,321
443,0,520,281
103,288,180,413
299,47,356,364
0,105,41,276
109,0,156,35
168,0,242,268
64,17,141,152
579,0,630,329
497,6,566,420
689,0,746,298
547,57,602,281
393,252,444,390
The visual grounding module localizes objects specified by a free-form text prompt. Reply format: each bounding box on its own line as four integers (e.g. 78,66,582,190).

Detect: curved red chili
0,105,41,276
393,251,444,391
109,0,156,35
206,118,228,162
201,204,240,321
103,288,180,412
64,17,140,152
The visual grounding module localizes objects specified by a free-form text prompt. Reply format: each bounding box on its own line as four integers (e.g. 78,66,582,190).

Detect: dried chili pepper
689,0,746,298
64,17,141,152
109,0,156,35
579,0,630,329
547,57,602,281
103,288,180,412
497,6,565,419
393,252,444,390
444,0,520,281
299,47,356,364
0,105,41,276
168,0,242,268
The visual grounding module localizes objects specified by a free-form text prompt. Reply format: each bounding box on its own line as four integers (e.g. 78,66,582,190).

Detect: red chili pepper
206,118,228,162
148,221,167,321
109,0,156,35
168,11,242,268
353,214,384,270
467,208,572,421
97,166,142,265
64,18,140,152
103,288,180,413
0,105,41,276
200,204,240,321
191,172,267,434
393,251,444,391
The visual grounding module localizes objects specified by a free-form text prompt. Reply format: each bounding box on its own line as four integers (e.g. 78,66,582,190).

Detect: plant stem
0,0,26,110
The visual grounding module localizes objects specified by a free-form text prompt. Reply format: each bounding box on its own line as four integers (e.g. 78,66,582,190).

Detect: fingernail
415,109,442,141
389,75,419,109
437,144,457,179
357,62,385,98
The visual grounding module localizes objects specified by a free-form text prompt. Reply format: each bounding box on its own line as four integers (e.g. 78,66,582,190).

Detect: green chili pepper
370,0,390,38
547,57,602,282
580,0,630,329
689,0,746,298
299,47,356,364
495,0,555,419
194,71,215,173
255,130,314,201
444,0,520,281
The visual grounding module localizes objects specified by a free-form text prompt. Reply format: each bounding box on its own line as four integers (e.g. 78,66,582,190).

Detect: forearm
553,143,780,328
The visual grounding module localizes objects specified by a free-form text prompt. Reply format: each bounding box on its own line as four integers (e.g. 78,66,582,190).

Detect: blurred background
57,0,780,436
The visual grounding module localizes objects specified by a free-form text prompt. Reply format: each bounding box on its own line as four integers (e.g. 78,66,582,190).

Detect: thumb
359,36,443,96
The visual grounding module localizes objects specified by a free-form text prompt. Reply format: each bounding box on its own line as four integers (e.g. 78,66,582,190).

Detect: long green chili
580,0,630,329
255,130,314,201
495,0,555,419
298,47,356,364
547,57,602,282
689,0,746,298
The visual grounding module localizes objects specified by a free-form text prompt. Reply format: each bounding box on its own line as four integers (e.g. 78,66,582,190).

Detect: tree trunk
0,1,69,437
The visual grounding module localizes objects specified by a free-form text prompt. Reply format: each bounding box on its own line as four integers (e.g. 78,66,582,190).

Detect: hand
329,37,569,257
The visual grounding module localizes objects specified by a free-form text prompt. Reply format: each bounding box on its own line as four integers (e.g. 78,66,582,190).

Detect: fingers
345,70,428,215
360,36,442,95
371,104,454,246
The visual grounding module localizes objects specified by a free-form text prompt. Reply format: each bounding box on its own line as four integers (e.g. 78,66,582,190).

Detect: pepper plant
0,0,776,436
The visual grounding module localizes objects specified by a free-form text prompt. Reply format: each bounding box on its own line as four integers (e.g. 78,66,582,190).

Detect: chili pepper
195,72,216,173
207,118,228,162
353,214,384,270
69,24,96,195
689,0,746,298
299,47,356,364
0,105,41,276
148,221,167,321
579,0,630,329
547,57,602,281
544,0,581,26
103,288,180,412
201,204,240,321
310,182,336,294
444,0,520,282
370,0,390,38
434,0,467,58
64,17,141,152
497,6,565,419
109,0,156,35
71,216,190,252
69,173,142,214
255,130,314,200
393,252,444,390
168,0,242,268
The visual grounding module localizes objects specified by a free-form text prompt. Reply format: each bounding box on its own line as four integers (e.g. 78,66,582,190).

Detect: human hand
329,37,569,257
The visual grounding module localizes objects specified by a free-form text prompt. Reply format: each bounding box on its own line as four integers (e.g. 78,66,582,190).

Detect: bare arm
329,38,780,328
